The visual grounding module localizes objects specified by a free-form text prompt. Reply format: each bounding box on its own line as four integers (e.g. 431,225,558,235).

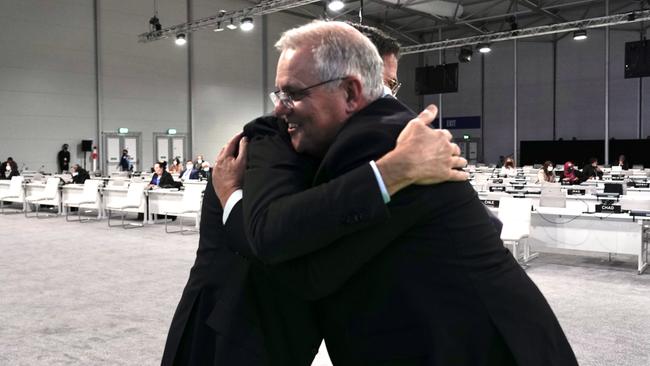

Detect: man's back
313,97,576,366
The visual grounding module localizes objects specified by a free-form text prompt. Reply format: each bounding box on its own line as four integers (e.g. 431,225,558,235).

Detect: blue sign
433,116,481,129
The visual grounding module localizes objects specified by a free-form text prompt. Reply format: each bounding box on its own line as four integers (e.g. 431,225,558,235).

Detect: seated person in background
537,160,556,183
179,160,199,181
198,161,211,181
499,156,516,176
0,159,19,180
168,157,182,174
148,161,175,189
70,164,90,184
581,157,603,181
561,161,581,184
194,154,205,167
616,154,629,170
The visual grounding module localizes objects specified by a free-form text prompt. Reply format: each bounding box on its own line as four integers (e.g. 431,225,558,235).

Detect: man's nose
273,100,291,118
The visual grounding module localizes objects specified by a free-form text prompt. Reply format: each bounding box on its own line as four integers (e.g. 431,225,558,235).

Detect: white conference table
485,202,650,274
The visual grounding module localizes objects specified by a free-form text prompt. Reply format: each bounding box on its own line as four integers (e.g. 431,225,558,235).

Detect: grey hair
275,20,384,101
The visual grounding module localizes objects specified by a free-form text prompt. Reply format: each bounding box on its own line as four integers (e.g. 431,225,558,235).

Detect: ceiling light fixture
328,1,345,12
226,18,238,30
458,46,473,63
240,17,254,31
175,33,187,46
573,29,587,41
477,43,491,53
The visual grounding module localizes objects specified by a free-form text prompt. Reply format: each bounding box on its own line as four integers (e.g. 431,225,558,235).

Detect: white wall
0,0,95,172
1,0,649,170
100,0,188,172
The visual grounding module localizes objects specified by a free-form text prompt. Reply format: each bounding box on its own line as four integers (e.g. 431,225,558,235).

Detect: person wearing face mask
562,161,580,184
118,149,133,172
70,164,90,184
57,144,71,173
0,160,20,180
581,157,603,181
179,160,199,181
616,154,629,170
198,161,211,181
194,154,205,168
499,156,516,177
168,157,183,174
537,161,556,183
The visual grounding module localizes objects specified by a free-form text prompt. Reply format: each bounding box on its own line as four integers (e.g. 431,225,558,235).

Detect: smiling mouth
287,122,299,133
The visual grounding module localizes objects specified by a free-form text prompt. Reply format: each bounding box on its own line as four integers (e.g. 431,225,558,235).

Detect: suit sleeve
267,122,485,300
219,130,425,300
238,133,391,265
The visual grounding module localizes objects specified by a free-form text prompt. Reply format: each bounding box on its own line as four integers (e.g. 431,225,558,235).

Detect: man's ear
342,77,364,113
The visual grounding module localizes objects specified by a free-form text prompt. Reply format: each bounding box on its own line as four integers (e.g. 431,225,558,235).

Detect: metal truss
401,9,650,55
138,0,320,43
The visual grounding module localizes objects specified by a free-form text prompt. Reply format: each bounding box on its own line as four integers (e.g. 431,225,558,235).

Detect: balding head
275,21,384,101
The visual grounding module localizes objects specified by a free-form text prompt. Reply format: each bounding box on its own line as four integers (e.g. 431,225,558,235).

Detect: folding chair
25,177,61,218
64,179,102,222
498,197,537,266
106,182,147,229
0,176,25,214
163,185,204,234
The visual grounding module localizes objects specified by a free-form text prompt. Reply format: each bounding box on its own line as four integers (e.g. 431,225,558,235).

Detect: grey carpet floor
1,212,649,366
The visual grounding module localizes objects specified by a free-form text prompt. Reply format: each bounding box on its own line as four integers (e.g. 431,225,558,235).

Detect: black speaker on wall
625,40,650,78
82,140,93,152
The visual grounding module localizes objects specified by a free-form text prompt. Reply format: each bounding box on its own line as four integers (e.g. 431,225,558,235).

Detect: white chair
64,179,102,222
163,184,204,234
106,182,147,229
498,197,537,266
0,176,25,214
25,177,61,218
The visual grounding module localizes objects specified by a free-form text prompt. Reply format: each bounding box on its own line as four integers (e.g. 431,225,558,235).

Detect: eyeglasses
386,78,402,96
269,77,347,109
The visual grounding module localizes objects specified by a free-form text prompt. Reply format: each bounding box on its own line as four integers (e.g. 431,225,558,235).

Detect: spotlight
477,43,491,53
175,33,187,46
214,21,224,32
226,18,238,30
458,46,473,63
328,0,345,11
240,17,254,31
149,15,162,32
573,29,587,41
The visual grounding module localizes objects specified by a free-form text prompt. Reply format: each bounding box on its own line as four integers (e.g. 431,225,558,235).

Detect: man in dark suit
57,144,70,173
161,107,466,366
70,164,90,184
214,21,577,366
179,160,200,181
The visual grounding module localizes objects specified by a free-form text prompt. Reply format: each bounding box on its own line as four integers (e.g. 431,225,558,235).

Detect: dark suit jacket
179,168,200,180
162,117,401,365
57,150,70,172
233,99,576,366
151,171,176,188
310,98,576,366
72,169,90,184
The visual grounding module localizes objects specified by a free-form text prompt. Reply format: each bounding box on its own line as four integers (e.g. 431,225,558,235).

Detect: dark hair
542,161,555,179
589,157,598,165
348,23,400,58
